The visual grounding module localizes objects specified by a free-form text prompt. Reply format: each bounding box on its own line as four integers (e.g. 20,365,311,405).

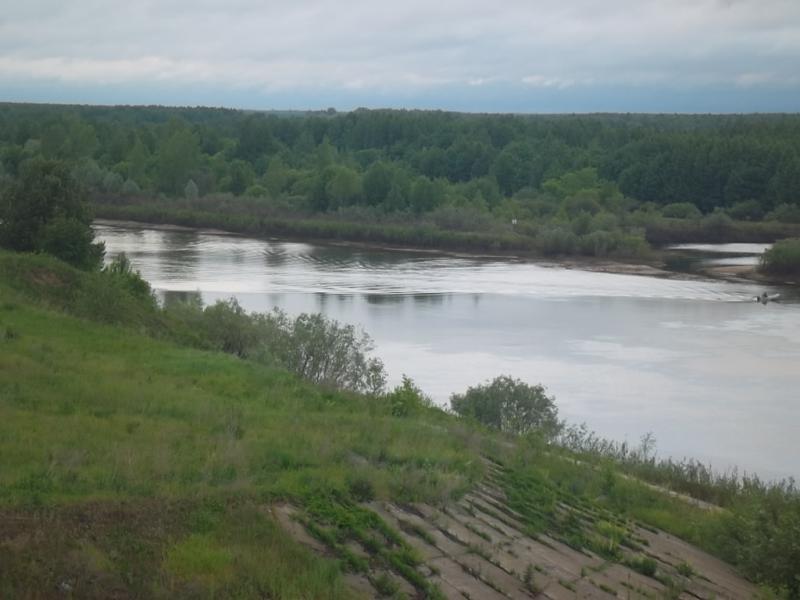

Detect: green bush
40,217,104,270
200,299,264,358
759,238,800,275
702,209,733,236
766,203,800,224
0,158,104,269
580,230,615,256
450,375,562,438
661,202,702,219
102,253,152,300
717,481,800,597
727,199,764,221
626,555,658,578
385,375,432,417
346,475,376,502
537,226,578,256
261,310,387,395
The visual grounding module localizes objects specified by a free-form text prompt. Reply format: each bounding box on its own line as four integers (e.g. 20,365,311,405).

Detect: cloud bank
1,0,799,111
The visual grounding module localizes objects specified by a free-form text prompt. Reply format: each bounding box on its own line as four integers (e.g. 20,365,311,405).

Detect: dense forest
2,103,800,256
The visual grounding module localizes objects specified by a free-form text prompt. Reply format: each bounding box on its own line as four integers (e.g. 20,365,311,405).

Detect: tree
325,166,361,208
39,217,104,270
409,177,441,213
101,171,124,193
386,376,432,417
201,299,262,358
492,142,533,196
121,178,141,195
184,179,199,200
223,160,255,195
261,310,386,395
450,376,562,437
156,126,201,195
126,137,151,188
363,161,394,206
0,158,103,269
264,156,290,195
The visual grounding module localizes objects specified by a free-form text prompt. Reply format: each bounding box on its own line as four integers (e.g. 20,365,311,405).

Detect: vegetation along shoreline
92,214,797,288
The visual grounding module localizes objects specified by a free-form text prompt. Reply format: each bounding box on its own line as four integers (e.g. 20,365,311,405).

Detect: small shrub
524,563,539,593
537,226,578,256
371,572,400,596
676,561,694,578
726,199,764,221
200,298,261,358
386,375,431,417
263,310,387,394
102,253,152,300
450,375,562,438
347,476,376,502
40,217,105,270
627,555,658,578
702,209,733,237
766,203,800,224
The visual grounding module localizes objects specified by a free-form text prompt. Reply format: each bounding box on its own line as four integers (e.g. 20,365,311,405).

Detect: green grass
0,258,481,505
0,497,353,599
498,450,726,555
1,249,797,597
0,253,483,597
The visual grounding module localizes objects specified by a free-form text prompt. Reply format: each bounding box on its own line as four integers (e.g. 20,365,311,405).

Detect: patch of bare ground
699,263,799,286
277,460,757,600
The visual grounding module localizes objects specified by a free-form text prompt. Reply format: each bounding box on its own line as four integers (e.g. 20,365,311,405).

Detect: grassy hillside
0,250,796,598
0,251,485,597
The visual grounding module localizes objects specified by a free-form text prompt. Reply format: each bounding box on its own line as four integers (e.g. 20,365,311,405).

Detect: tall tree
156,126,201,195
0,159,103,269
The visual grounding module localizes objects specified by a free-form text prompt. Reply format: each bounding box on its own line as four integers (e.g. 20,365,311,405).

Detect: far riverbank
93,209,798,290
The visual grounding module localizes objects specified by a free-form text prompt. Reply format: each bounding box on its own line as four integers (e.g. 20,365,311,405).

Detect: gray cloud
1,0,799,108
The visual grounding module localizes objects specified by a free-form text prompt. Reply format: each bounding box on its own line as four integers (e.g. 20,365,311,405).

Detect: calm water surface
96,221,800,479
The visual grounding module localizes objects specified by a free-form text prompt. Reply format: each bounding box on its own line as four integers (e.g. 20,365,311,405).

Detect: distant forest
2,103,800,254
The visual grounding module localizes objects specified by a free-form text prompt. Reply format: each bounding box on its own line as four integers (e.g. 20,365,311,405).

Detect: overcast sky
1,0,799,112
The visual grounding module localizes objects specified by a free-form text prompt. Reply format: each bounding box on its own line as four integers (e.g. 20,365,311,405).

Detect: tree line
1,103,798,215
2,103,800,262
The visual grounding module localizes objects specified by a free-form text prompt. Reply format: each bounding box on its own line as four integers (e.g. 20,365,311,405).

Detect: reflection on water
669,243,772,254
668,242,772,269
96,221,800,479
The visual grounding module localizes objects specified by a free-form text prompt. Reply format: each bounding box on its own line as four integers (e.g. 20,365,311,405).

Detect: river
95,221,800,480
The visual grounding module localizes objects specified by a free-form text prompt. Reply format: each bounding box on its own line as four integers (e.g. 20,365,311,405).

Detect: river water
95,221,800,480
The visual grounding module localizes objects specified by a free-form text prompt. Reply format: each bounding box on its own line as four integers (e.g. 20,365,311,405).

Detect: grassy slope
0,253,486,597
0,250,762,598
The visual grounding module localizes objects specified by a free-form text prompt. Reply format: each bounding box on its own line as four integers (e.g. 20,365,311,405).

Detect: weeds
523,563,539,594
676,561,694,578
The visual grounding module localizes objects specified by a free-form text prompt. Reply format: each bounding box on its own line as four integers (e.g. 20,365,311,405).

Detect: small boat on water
755,292,781,304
